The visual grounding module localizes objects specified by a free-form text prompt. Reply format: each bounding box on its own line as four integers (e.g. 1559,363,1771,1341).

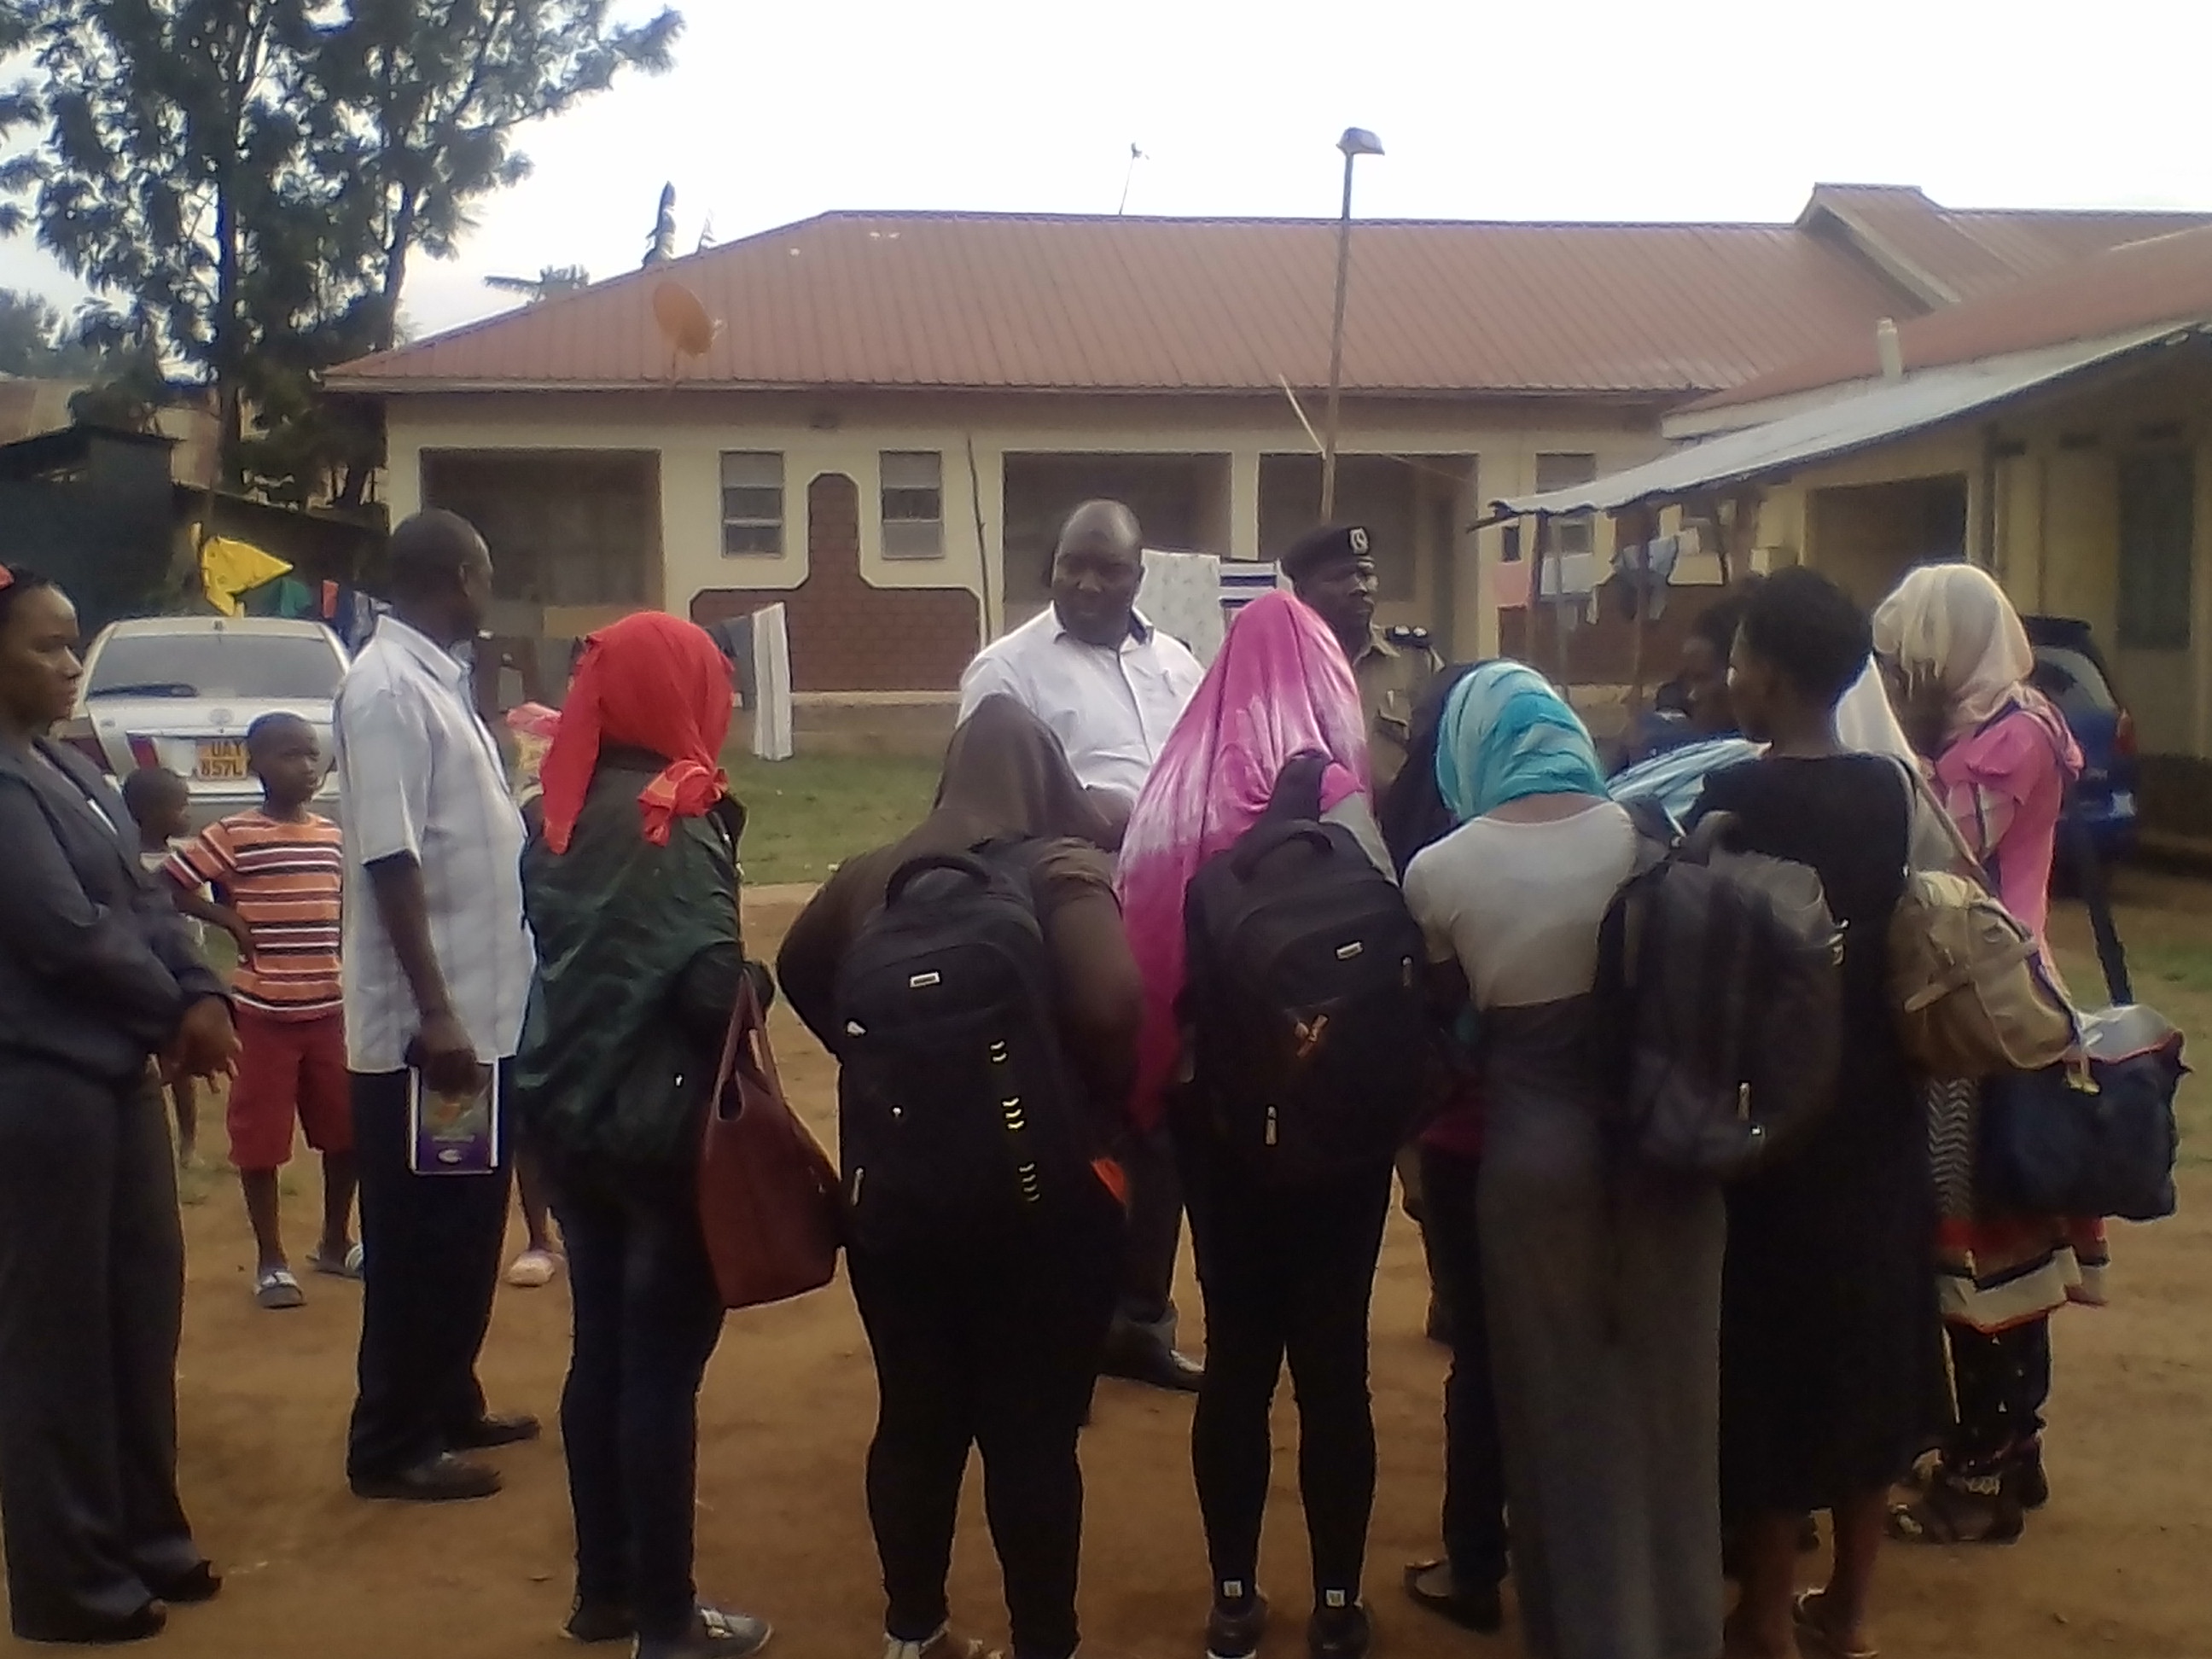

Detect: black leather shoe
449,1411,542,1450
146,1562,222,1605
564,1598,636,1643
1102,1334,1203,1392
15,1600,167,1644
351,1451,503,1502
1404,1560,1500,1634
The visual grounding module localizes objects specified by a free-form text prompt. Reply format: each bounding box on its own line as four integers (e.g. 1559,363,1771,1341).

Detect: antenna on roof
1118,143,1148,215
1876,317,1904,381
643,183,678,267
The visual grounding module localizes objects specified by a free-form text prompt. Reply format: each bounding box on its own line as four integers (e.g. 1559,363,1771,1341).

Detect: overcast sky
2,0,2207,343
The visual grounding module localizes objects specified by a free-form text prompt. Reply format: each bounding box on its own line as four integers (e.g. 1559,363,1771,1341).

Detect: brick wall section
690,472,981,692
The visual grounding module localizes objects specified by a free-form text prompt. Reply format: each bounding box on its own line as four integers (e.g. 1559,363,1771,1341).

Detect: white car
65,615,350,833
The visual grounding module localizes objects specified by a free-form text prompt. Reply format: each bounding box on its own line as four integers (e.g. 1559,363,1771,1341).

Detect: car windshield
2029,646,2117,717
85,632,342,701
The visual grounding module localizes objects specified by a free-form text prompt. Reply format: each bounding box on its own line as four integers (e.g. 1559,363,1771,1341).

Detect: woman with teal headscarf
1402,661,1726,1659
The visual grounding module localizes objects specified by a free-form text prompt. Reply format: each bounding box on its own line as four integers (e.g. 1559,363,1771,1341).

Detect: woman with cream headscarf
1872,562,2091,1550
1404,662,1725,1659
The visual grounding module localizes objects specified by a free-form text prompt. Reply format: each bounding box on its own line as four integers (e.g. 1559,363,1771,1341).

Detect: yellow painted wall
382,389,1660,661
1770,349,2212,760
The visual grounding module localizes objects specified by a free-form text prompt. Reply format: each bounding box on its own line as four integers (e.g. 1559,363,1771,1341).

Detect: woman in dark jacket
0,565,237,1644
515,612,773,1659
777,695,1136,1659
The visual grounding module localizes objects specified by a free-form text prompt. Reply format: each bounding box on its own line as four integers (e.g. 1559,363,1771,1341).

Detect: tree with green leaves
0,288,111,378
306,1,679,352
484,263,592,302
5,0,345,475
0,0,680,501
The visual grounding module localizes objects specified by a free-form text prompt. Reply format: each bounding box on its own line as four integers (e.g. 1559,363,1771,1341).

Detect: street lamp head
1337,127,1384,159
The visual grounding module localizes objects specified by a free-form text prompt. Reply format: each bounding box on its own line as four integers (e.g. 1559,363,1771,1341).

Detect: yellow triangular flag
199,535,291,617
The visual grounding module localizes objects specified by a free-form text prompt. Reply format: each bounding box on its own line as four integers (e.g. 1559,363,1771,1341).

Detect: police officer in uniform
1281,522,1443,791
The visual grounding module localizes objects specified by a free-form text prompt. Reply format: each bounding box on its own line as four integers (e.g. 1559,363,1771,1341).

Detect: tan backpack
1886,760,2075,1079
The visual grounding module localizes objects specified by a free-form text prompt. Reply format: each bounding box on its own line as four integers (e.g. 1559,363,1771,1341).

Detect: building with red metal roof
326,187,2209,723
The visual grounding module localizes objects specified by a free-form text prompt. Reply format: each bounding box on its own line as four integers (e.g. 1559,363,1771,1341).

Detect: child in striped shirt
165,713,356,1311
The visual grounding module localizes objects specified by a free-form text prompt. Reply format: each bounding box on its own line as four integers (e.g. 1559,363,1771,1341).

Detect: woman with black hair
0,565,237,1644
1696,567,1948,1659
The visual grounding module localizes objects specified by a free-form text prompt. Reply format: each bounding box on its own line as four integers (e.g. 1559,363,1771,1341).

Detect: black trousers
849,1187,1121,1659
1947,1316,2052,1472
346,1065,515,1482
554,1156,728,1641
0,1062,201,1639
1111,1121,1185,1345
1419,1145,1510,1590
1175,1116,1393,1609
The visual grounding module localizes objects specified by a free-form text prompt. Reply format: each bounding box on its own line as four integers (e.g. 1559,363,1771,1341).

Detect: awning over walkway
1485,323,2203,521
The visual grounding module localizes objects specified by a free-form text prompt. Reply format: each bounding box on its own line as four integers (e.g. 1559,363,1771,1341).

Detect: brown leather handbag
697,975,842,1310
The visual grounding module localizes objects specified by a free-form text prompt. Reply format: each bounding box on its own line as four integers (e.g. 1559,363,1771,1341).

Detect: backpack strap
1264,750,1330,824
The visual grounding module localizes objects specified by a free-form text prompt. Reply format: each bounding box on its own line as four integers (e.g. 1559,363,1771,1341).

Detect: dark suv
2023,614,2138,864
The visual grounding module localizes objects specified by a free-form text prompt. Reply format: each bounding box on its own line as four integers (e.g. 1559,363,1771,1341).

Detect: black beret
1281,522,1372,581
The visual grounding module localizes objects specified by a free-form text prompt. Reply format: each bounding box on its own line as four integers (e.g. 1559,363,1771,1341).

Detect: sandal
1791,1590,1875,1659
1887,1463,2023,1545
308,1242,365,1279
1402,1559,1503,1635
254,1267,306,1310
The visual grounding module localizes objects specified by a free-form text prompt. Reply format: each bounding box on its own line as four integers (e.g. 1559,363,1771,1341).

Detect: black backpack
831,841,1092,1251
1593,800,1846,1179
1181,755,1430,1186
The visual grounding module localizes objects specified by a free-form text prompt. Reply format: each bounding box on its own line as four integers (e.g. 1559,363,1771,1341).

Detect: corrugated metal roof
1697,222,2212,412
1489,325,2198,519
1800,183,2209,306
332,211,1918,399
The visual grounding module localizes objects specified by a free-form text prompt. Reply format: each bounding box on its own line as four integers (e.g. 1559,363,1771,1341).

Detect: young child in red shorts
164,712,355,1310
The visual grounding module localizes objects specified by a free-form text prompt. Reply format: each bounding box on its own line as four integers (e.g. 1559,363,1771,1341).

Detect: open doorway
1807,474,1967,607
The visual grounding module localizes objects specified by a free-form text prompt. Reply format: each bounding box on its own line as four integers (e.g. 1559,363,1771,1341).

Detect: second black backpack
831,841,1092,1252
1593,801,1846,1179
1182,757,1430,1187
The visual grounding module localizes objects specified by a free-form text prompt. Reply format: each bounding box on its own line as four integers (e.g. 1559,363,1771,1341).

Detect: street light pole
1319,126,1382,521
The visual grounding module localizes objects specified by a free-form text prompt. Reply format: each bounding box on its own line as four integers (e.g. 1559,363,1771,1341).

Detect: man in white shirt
959,498,1206,1393
959,499,1203,848
337,509,540,1504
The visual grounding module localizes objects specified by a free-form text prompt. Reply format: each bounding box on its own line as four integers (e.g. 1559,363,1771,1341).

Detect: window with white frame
881,451,945,559
719,451,784,556
1534,451,1598,556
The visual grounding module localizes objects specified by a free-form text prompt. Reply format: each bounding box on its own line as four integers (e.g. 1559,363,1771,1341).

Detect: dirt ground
23,872,2212,1659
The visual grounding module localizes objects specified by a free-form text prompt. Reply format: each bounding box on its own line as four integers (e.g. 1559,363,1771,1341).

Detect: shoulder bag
698,974,844,1309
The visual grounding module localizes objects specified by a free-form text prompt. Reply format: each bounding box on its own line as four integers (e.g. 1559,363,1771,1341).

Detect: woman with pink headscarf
1115,590,1390,1659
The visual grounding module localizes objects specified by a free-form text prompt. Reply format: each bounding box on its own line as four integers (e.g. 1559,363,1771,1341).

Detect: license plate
195,740,248,782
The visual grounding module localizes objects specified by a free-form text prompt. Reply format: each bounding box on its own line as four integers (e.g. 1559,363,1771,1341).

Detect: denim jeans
554,1156,728,1642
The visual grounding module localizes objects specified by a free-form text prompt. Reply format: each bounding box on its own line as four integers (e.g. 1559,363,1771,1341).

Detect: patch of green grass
2136,940,2212,997
726,752,940,887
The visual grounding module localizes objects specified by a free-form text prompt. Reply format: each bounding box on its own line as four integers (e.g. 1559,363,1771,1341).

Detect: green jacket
514,753,749,1167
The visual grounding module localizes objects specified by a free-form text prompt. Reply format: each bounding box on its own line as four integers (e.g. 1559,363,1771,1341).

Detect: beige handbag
1886,759,2075,1079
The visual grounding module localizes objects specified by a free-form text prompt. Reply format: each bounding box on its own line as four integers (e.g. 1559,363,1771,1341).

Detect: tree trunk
373,185,418,353
213,184,242,492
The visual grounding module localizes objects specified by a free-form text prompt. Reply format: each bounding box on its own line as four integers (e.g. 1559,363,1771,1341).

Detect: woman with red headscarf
515,611,775,1659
